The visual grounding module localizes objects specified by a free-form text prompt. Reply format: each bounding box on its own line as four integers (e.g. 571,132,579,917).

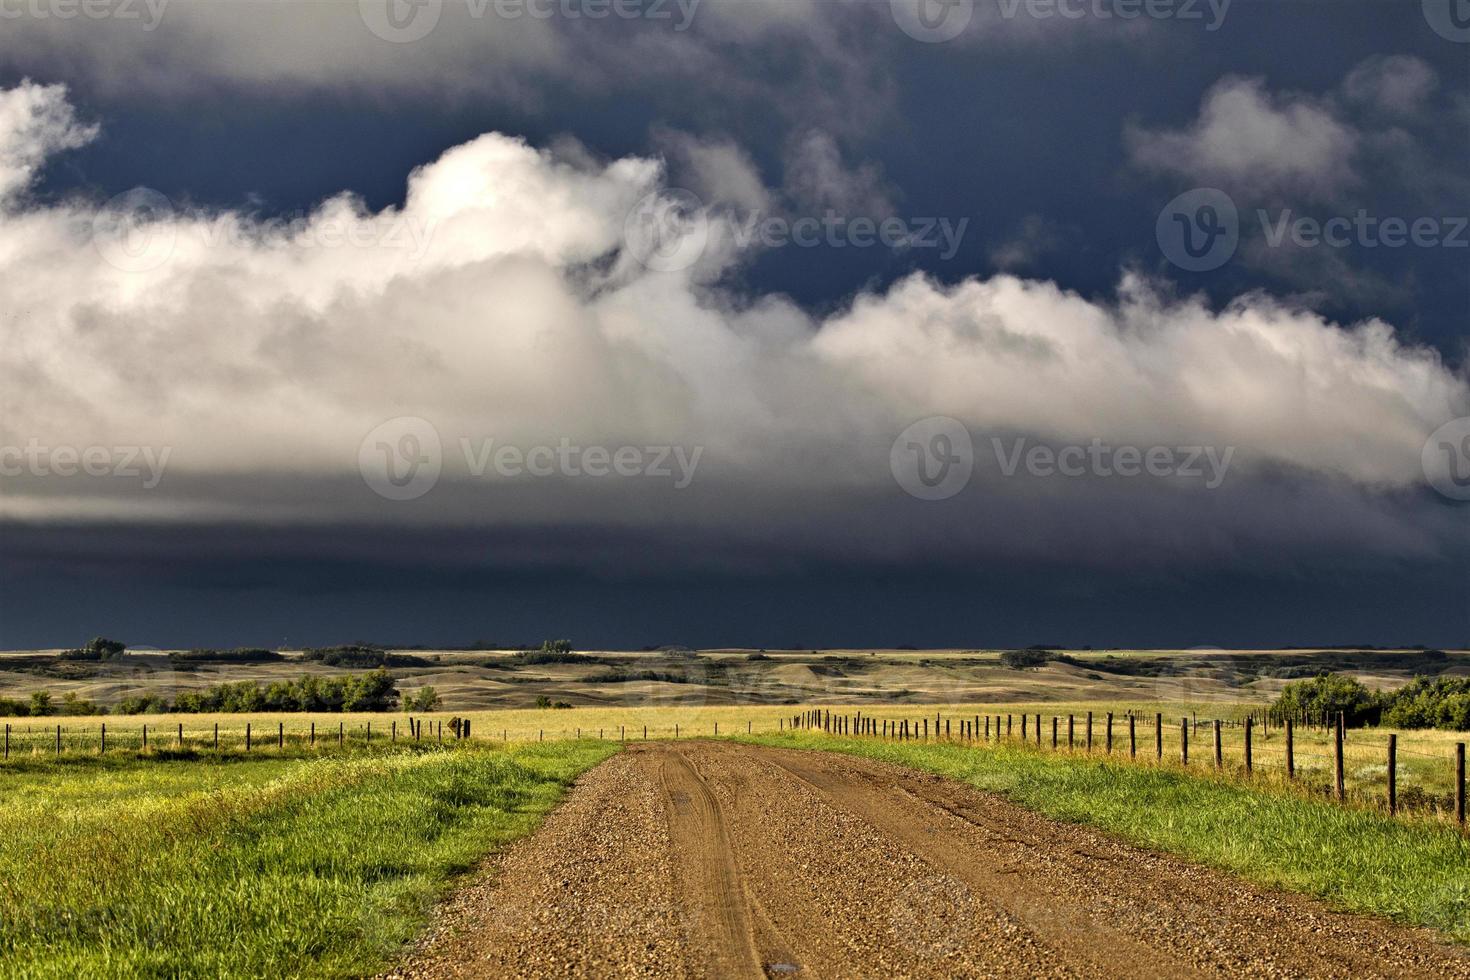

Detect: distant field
2,646,1465,713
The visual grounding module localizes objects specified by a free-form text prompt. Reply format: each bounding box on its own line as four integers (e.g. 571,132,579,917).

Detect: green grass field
0,742,617,978
744,731,1470,943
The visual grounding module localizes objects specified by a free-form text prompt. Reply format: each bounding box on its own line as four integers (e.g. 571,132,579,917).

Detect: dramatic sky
0,0,1466,649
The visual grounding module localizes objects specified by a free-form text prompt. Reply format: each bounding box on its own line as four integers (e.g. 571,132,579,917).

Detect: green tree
85,637,126,659
28,691,53,717
1380,676,1470,731
1000,648,1050,669
405,687,441,712
342,669,399,712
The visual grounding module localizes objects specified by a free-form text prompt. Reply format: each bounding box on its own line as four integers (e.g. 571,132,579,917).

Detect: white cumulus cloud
0,83,1464,564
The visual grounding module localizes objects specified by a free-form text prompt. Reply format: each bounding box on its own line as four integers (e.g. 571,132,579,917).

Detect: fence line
3,708,1465,828
787,707,1464,828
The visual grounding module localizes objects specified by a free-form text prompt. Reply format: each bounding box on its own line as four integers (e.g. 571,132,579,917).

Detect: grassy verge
742,732,1470,943
0,741,619,978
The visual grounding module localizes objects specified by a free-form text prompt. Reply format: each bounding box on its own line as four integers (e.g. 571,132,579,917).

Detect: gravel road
391,741,1470,979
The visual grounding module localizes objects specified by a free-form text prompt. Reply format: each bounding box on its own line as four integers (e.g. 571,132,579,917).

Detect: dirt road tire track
392,741,1470,979
661,748,788,977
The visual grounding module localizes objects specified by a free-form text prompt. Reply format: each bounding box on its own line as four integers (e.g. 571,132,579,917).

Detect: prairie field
3,647,1468,976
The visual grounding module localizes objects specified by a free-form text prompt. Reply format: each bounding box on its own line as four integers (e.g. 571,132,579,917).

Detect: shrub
59,692,102,716
115,694,170,715
1270,673,1382,727
57,637,127,662
168,648,283,664
535,695,552,709
512,650,599,666
155,671,402,714
1380,676,1470,731
0,698,28,717
300,646,427,668
1000,648,1050,670
583,669,704,685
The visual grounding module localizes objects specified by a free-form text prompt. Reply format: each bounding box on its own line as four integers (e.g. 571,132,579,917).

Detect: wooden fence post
1106,713,1113,754
1387,734,1396,815
177,723,183,749
1052,717,1058,749
1180,718,1188,765
245,723,251,751
56,725,62,755
214,722,219,750
1129,714,1136,758
278,723,284,749
1456,743,1465,826
339,722,344,746
1155,712,1163,759
1286,720,1294,778
1086,712,1093,752
310,722,315,746
101,723,106,754
142,724,147,750
1035,714,1041,746
1068,714,1074,749
1244,717,1253,774
1334,713,1346,801
3,724,7,760
1214,720,1222,769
